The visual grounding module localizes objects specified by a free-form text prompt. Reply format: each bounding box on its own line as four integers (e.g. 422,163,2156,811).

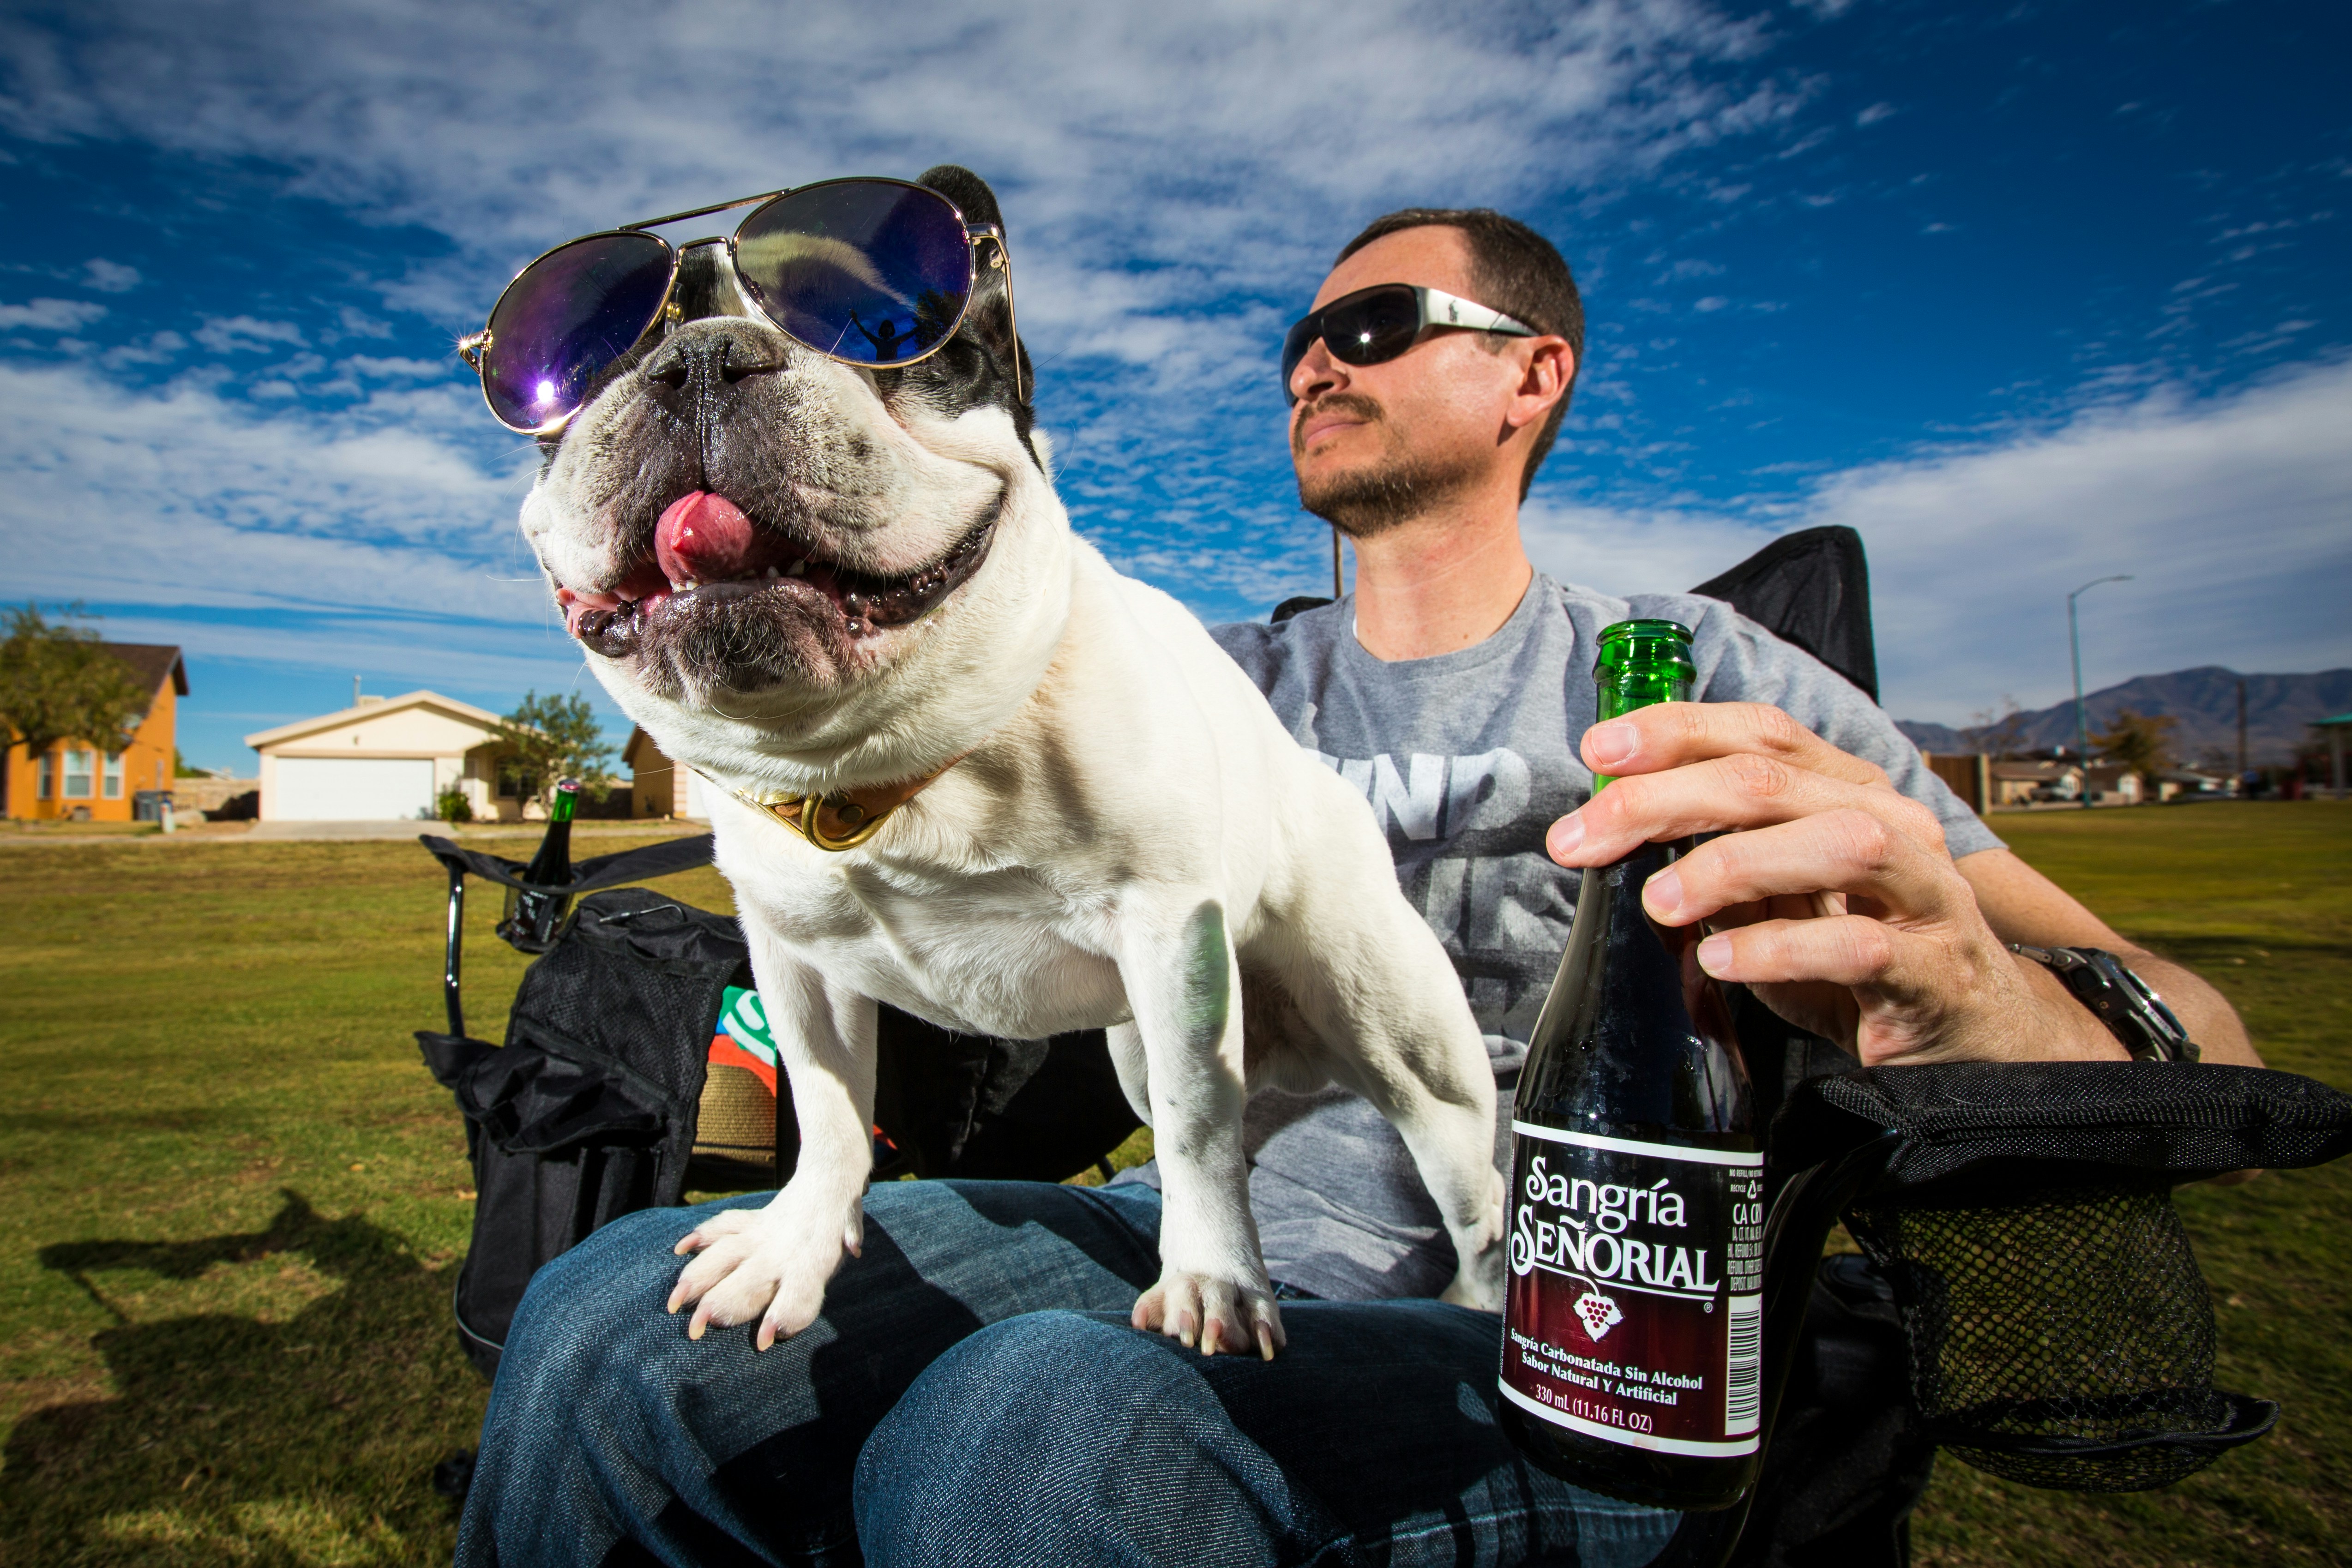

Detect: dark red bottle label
1499,1124,1764,1455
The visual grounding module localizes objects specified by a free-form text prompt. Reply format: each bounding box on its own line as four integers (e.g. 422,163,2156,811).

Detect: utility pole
353,674,362,709
2069,576,2132,809
2237,677,2248,787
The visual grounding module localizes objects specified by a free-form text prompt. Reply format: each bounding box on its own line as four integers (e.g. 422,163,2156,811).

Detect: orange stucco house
4,643,188,822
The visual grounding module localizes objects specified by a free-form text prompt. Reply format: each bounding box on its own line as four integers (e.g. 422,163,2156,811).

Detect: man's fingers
1695,912,1908,991
1642,810,1961,929
1581,702,1889,789
1552,751,1945,869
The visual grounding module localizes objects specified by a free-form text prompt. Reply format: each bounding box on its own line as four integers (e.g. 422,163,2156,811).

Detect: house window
63,749,94,798
103,751,125,799
37,753,53,799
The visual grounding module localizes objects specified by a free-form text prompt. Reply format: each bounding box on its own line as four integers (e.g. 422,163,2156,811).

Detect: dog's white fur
525,302,1504,1356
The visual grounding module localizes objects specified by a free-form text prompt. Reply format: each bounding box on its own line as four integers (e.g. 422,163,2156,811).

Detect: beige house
623,726,710,820
245,691,525,822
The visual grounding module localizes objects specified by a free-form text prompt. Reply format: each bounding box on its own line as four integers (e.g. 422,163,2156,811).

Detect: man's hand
1543,702,2127,1067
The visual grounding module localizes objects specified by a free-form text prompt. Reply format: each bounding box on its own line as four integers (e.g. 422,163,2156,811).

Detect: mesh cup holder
1845,1181,2276,1491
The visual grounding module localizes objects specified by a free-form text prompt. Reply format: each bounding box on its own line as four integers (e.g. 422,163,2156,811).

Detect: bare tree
1961,696,2030,758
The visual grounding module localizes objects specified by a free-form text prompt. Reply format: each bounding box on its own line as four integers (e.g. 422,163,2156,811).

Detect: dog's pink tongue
656,492,758,586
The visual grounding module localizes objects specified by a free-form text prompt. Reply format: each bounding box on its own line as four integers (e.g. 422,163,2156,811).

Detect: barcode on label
1724,1295,1762,1436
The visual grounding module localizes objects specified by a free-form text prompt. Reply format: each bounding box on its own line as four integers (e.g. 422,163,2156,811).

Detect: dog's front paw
1439,1252,1505,1312
1439,1166,1509,1311
1131,1270,1286,1361
666,1195,860,1351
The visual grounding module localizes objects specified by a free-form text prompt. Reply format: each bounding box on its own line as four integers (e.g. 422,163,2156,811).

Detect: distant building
243,691,535,822
1991,760,2068,805
1981,759,2161,805
4,643,186,822
624,726,709,820
2152,768,2232,802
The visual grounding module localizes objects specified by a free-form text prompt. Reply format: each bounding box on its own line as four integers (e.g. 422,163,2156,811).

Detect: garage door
273,757,437,821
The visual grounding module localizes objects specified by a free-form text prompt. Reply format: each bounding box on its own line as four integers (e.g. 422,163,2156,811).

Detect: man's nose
1289,336,1345,405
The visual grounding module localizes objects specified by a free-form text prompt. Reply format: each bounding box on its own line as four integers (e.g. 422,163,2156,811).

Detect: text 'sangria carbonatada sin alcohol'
1498,619,1764,1513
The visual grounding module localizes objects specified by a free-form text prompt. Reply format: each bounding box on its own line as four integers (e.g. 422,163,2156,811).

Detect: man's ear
919,164,1030,408
1508,336,1575,431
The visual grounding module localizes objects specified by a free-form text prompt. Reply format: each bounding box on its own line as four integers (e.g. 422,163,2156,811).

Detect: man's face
1287,226,1536,538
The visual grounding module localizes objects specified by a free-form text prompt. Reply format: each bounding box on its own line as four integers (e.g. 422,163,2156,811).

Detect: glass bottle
499,777,578,951
1498,620,1764,1512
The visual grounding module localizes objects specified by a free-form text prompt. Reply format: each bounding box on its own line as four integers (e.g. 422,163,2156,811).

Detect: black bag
419,887,752,1376
417,847,1144,1379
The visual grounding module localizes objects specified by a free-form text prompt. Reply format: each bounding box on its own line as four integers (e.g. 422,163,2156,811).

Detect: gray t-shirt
1119,575,2002,1301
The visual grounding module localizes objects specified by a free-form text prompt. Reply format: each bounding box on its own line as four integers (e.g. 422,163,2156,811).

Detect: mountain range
1895,667,2352,769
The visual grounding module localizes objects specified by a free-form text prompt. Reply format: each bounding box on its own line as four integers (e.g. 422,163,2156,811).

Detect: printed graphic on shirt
1314,747,1532,843
1315,747,1578,1045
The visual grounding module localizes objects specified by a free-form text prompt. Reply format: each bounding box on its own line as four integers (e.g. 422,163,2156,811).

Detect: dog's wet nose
642,321,789,400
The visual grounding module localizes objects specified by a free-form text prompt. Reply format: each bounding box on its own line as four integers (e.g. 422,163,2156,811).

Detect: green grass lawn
0,804,2345,1565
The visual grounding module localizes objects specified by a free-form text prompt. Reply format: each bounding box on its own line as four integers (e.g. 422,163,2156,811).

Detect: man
458,210,2254,1567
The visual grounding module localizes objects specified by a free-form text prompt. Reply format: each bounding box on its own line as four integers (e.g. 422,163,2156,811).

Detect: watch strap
2010,944,2200,1063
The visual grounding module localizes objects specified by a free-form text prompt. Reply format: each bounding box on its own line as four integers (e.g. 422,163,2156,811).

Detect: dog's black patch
885,165,1036,447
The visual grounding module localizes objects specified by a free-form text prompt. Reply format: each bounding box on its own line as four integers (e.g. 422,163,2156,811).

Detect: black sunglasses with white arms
1281,283,1537,404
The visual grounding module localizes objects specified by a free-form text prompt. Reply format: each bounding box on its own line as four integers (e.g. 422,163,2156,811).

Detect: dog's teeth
787,559,806,577
765,565,779,579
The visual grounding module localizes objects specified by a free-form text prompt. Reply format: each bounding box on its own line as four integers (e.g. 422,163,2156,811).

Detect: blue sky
2,0,2346,771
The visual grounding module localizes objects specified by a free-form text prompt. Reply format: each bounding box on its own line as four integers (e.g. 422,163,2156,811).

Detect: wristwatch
2009,944,2200,1063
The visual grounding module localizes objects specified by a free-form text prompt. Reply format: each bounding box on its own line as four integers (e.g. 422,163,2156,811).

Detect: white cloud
0,0,1797,337
82,257,140,292
0,296,106,330
344,354,453,379
0,358,541,624
192,315,307,353
3,0,2340,747
98,329,186,368
1527,359,2352,723
337,306,394,338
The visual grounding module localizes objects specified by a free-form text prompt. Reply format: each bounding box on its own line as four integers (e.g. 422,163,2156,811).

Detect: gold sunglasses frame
458,176,1020,436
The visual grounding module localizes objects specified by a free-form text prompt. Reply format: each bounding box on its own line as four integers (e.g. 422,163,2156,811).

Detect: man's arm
1958,846,2258,1066
1546,701,2258,1068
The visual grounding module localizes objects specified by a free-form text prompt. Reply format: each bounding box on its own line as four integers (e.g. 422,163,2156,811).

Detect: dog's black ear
914,165,1030,414
918,165,1002,229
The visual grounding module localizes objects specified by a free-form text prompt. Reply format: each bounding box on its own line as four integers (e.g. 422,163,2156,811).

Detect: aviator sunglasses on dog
460,177,1018,434
1280,283,1536,405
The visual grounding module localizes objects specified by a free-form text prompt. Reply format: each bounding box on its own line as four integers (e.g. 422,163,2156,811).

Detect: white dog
520,167,1504,1358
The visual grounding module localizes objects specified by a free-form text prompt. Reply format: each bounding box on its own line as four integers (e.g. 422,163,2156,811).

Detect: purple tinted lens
483,233,674,430
734,181,971,366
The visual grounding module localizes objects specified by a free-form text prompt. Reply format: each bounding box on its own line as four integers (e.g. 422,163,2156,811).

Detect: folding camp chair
418,525,2352,1566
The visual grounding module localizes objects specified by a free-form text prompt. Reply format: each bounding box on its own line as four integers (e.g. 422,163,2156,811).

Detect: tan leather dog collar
709,759,961,852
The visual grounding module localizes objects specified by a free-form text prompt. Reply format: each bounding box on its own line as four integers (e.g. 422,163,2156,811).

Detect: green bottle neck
1590,621,1696,793
548,789,577,825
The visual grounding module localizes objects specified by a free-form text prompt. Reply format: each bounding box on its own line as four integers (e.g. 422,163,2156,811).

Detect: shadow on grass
4,1190,487,1565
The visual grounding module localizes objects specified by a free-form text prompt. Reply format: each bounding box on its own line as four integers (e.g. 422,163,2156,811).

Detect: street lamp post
2069,575,2133,809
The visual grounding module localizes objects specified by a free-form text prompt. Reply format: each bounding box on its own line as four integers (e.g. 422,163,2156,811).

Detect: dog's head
519,165,1069,782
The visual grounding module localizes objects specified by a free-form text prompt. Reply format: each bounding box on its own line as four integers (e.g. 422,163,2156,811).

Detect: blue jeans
456,1180,1680,1567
